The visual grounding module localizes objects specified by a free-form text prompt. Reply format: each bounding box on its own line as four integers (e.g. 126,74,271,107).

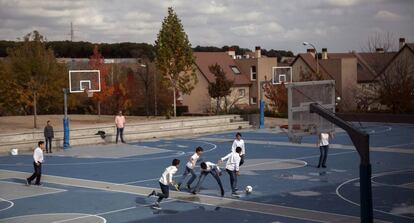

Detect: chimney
227,48,236,59
321,48,328,60
399,38,406,49
307,48,316,58
375,48,384,53
255,46,261,58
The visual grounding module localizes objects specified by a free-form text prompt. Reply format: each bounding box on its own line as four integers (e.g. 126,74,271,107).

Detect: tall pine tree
155,7,197,117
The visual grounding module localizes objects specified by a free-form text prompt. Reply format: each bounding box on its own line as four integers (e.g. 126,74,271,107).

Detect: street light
302,42,319,75
139,63,157,116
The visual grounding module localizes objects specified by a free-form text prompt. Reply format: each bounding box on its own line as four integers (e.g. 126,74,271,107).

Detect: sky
0,0,413,53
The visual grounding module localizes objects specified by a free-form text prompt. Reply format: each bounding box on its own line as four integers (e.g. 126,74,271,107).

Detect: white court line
0,180,67,201
0,213,106,223
386,142,414,148
335,169,414,221
0,197,14,212
121,140,217,185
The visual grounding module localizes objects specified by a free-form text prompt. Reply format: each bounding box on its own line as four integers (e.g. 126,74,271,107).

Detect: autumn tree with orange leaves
263,82,288,115
88,45,114,117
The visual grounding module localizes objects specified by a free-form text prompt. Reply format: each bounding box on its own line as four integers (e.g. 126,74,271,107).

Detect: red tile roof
193,52,251,86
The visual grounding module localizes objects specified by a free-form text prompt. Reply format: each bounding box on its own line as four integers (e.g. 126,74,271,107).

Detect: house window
279,74,286,83
230,65,241,74
251,97,257,104
238,89,245,97
250,66,257,80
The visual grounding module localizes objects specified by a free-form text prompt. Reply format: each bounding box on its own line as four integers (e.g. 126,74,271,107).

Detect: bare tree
361,32,397,53
376,56,414,113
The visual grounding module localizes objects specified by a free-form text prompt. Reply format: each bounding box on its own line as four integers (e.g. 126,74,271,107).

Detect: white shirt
186,153,200,169
221,152,241,171
232,139,245,155
319,133,330,146
33,147,44,164
159,166,178,185
202,161,220,172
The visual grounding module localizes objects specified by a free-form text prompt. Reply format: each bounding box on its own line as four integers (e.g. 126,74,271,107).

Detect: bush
176,105,189,116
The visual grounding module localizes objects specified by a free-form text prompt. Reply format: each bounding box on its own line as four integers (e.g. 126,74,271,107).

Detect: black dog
95,130,106,139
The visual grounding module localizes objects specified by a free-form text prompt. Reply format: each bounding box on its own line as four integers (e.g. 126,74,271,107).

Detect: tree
88,45,114,118
299,68,323,81
3,31,65,127
376,57,414,113
207,63,233,114
263,82,288,115
155,7,197,117
362,32,397,53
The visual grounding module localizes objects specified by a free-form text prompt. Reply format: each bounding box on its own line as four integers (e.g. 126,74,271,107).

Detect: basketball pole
309,103,373,223
259,81,270,129
63,88,70,150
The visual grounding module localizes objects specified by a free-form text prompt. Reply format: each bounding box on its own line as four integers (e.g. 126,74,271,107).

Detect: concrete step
0,116,250,153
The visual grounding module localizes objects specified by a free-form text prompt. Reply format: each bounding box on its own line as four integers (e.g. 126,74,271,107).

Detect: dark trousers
178,166,197,186
240,155,245,166
226,169,238,193
193,169,224,194
45,137,52,153
27,162,42,185
156,182,170,203
116,128,125,143
318,145,329,166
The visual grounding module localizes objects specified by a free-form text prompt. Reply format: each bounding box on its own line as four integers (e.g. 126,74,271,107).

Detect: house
290,39,407,111
181,52,251,113
234,46,278,109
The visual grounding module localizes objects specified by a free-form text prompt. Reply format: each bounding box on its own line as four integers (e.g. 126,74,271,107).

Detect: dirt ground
0,115,287,134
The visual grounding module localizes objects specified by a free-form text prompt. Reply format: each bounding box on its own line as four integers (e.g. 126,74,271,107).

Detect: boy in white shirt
317,132,333,168
232,132,246,166
220,147,242,197
26,141,45,186
176,146,203,191
148,159,180,210
192,161,224,197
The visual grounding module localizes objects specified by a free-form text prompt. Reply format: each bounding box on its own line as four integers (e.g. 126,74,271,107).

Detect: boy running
192,161,225,197
176,146,203,191
232,132,246,166
220,147,242,197
148,159,180,210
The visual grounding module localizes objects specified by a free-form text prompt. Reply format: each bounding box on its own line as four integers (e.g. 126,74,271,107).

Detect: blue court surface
0,122,413,222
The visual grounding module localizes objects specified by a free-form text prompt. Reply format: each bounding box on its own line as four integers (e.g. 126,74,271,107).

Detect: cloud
374,10,404,21
0,0,412,53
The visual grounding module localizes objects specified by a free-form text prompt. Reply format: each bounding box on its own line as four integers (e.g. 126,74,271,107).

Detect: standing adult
44,120,54,153
115,110,126,144
231,132,246,166
26,141,45,186
317,132,333,168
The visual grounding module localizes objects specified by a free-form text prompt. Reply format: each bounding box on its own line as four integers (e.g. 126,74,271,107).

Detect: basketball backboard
272,66,292,85
287,80,335,143
69,70,101,93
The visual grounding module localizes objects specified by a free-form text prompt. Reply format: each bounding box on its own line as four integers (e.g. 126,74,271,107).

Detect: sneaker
174,184,180,191
148,190,156,198
151,203,162,210
191,191,197,195
322,165,327,168
231,192,240,198
186,184,191,190
317,165,321,168
25,179,31,186
35,183,42,186
221,190,225,197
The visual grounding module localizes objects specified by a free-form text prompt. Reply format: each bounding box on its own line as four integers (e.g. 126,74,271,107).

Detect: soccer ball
245,185,253,193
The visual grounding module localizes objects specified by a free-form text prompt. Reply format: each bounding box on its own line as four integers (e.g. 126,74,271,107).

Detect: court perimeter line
0,213,106,223
0,197,14,212
197,137,414,154
335,169,414,221
0,169,388,223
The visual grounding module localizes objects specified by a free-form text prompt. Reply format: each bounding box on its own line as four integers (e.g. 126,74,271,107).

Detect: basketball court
0,121,413,222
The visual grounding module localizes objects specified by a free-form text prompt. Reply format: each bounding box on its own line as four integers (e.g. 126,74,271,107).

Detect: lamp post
303,42,319,75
